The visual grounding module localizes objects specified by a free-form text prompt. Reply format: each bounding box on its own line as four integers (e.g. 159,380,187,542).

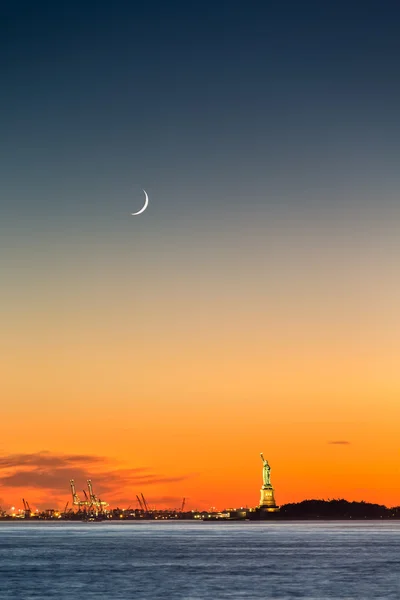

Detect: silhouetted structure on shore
1,499,400,521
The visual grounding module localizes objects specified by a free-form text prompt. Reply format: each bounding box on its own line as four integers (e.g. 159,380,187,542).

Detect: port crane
70,480,83,506
87,479,97,504
69,479,108,513
70,479,90,510
87,479,108,512
141,493,149,512
22,498,31,518
136,494,144,511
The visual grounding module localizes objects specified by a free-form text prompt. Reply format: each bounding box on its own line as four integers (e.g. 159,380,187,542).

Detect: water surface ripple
0,521,399,599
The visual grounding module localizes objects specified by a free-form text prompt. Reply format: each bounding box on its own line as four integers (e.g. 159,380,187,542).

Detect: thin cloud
0,468,189,491
328,441,350,445
0,451,106,469
0,452,193,503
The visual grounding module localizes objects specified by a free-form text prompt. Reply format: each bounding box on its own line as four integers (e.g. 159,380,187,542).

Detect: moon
131,189,149,215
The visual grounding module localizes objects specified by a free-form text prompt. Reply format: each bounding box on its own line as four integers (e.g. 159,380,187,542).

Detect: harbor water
0,521,400,599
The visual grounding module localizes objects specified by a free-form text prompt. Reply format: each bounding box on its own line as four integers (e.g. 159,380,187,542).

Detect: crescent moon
131,189,149,215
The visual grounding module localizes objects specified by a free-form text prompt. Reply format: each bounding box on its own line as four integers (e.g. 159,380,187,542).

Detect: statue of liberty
260,453,271,487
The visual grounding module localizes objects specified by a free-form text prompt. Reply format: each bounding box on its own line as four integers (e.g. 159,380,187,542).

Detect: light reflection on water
0,521,399,599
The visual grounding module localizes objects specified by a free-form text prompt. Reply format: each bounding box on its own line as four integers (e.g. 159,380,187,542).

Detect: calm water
0,521,399,599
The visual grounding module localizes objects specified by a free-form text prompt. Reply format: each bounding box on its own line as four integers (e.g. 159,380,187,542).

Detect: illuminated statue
260,453,271,487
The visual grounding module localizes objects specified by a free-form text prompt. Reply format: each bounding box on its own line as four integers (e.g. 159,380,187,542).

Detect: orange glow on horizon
2,215,400,513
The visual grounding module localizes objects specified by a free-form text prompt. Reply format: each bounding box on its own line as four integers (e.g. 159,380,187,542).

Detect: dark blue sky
2,0,400,286
2,1,400,223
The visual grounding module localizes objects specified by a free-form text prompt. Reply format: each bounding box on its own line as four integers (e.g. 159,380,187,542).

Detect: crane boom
141,493,149,512
70,479,80,505
22,498,31,518
87,479,97,503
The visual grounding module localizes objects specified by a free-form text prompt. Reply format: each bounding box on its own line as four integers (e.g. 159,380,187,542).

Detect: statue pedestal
259,485,279,512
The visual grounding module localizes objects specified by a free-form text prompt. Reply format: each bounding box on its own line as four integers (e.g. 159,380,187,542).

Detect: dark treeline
277,499,400,519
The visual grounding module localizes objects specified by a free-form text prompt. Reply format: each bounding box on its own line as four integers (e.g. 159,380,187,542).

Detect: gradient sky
1,1,400,511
